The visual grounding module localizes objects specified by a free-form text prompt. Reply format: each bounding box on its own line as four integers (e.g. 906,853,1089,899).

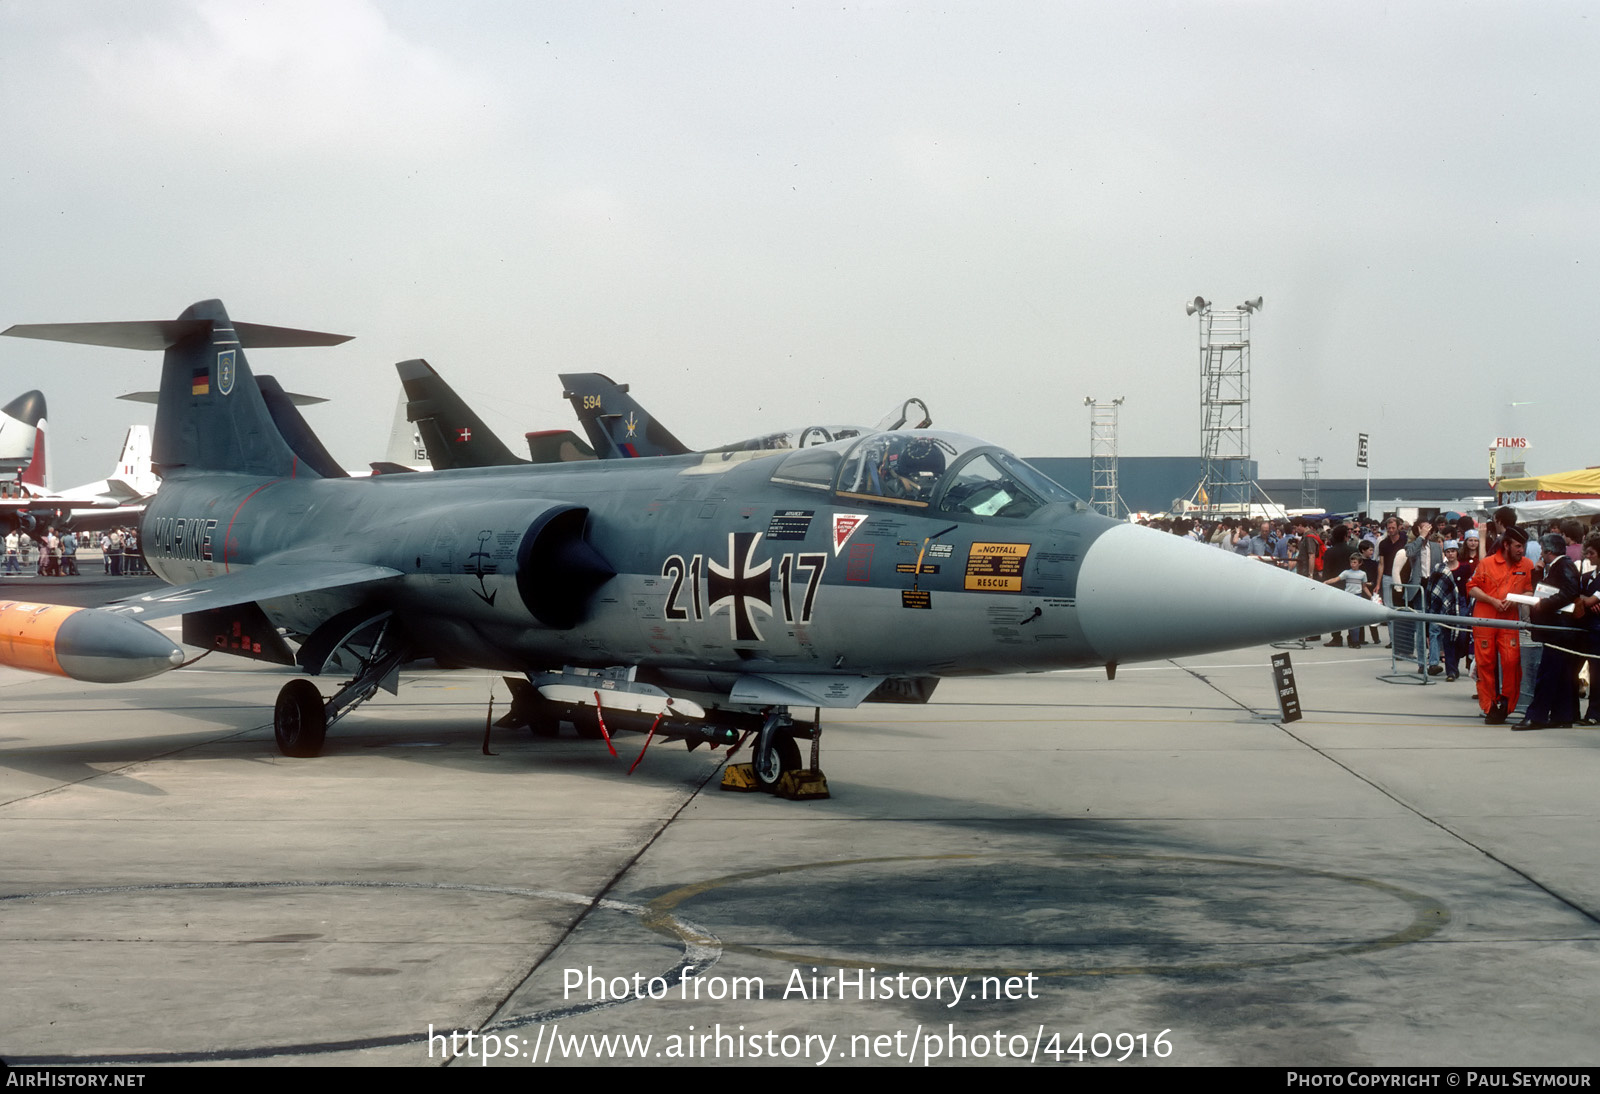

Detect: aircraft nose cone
1075,524,1388,664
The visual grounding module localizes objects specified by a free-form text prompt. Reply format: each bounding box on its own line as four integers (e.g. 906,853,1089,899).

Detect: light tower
1187,295,1262,517
1299,456,1322,509
1084,396,1124,519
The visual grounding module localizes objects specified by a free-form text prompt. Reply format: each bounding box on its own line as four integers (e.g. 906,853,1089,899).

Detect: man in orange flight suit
1465,525,1535,725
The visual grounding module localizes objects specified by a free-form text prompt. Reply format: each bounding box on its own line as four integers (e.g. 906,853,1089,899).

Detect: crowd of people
1138,508,1600,730
1,526,148,578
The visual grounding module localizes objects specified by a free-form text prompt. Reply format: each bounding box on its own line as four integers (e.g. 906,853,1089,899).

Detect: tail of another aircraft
103,425,161,499
559,373,690,459
20,418,47,491
396,358,524,471
0,390,46,488
2,300,352,479
382,387,428,468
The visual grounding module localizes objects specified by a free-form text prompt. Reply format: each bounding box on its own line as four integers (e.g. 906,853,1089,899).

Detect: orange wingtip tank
0,600,185,683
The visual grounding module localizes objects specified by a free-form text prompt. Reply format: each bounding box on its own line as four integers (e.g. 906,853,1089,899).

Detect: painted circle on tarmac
644,852,1450,977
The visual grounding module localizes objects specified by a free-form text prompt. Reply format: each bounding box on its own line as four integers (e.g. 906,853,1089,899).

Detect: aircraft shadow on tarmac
0,692,732,792
0,689,1258,835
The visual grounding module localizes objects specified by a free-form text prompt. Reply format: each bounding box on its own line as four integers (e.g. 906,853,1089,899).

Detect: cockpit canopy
768,430,1077,520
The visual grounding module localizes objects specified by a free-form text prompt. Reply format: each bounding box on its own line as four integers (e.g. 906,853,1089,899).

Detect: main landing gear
272,612,408,758
274,679,326,758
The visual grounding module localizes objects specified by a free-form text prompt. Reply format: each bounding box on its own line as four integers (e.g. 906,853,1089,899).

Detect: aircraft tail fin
396,358,524,471
3,301,351,479
257,376,348,478
382,387,427,468
21,418,48,490
558,372,690,459
0,390,46,487
99,426,157,499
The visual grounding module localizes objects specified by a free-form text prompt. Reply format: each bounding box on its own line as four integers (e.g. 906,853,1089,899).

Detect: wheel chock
774,768,830,801
721,763,830,798
720,763,762,792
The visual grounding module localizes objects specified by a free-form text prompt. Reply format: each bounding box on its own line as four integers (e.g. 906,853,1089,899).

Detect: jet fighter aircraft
0,423,159,536
2,300,1389,787
396,358,595,471
397,359,927,472
560,371,930,459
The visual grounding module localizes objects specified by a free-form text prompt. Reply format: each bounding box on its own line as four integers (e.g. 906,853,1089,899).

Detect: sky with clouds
3,1,1596,490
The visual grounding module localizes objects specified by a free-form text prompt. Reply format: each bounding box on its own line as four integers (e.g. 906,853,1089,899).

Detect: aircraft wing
0,497,120,512
104,561,403,621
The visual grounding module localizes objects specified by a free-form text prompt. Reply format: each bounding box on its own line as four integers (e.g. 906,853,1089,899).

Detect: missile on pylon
0,600,185,683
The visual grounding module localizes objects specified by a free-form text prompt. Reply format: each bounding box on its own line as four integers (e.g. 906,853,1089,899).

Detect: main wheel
275,678,327,757
573,708,603,739
519,693,561,736
752,727,802,791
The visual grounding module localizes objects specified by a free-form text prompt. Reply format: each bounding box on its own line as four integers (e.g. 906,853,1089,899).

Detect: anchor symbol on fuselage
466,529,498,606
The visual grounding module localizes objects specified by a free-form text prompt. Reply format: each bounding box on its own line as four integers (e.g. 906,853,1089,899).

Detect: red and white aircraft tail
0,390,46,488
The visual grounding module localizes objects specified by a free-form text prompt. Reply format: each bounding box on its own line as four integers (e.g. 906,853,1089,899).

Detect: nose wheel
752,721,802,791
723,707,829,799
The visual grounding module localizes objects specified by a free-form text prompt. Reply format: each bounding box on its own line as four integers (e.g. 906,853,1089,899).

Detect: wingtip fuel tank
0,601,185,683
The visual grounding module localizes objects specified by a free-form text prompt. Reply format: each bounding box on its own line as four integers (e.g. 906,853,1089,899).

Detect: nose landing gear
722,707,829,800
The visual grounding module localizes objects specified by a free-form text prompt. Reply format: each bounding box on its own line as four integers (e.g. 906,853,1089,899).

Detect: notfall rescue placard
965,542,1030,592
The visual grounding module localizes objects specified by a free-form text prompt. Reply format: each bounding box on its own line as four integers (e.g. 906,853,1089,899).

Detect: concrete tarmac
2,627,1598,1067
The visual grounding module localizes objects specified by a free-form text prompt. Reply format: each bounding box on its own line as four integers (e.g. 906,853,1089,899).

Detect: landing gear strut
272,614,408,758
722,706,828,799
485,666,831,799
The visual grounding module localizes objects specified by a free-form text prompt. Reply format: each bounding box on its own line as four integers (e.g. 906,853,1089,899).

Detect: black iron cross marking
706,531,772,641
